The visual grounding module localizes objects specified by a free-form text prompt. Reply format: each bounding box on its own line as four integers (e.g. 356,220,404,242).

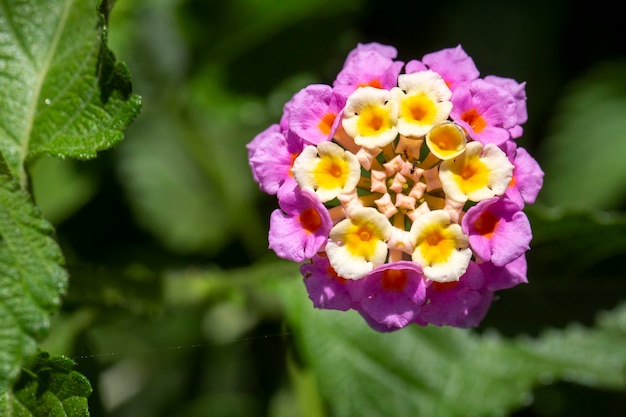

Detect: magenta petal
421,44,480,90
248,125,295,195
247,123,279,157
480,254,528,291
484,75,528,124
418,262,486,327
268,188,332,262
288,84,346,145
346,42,398,60
357,310,403,332
301,256,355,311
503,142,545,209
356,261,426,331
456,291,494,328
513,147,544,205
463,197,532,267
489,210,531,266
334,48,404,95
269,209,308,261
450,79,518,145
404,59,428,73
361,294,420,329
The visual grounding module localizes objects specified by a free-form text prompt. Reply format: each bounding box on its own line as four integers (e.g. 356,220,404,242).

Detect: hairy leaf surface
0,0,141,187
0,168,67,393
0,352,91,416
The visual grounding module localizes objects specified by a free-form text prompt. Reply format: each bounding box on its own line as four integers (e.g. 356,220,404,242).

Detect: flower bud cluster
248,43,544,331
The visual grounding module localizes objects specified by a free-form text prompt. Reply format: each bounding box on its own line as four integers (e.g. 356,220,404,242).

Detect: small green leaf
0,171,67,393
538,61,626,210
0,0,141,187
0,352,92,417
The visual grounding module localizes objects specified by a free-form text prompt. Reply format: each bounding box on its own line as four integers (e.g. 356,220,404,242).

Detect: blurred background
34,0,626,416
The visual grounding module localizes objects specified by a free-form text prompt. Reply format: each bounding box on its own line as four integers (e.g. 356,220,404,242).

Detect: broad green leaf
0,171,67,393
267,273,626,417
0,0,141,188
0,352,91,417
538,61,626,210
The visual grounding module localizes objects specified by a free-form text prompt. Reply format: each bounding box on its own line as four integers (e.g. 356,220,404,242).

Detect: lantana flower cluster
248,43,544,331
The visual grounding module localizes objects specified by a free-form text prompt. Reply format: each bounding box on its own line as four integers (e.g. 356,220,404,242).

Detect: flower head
248,42,541,331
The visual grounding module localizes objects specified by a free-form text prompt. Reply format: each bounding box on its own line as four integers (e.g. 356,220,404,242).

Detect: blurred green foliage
10,0,626,416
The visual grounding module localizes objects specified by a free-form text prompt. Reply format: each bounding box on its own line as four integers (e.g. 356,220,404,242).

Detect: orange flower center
299,208,322,233
358,227,372,241
381,269,408,291
461,108,487,133
360,78,383,89
318,112,337,136
473,211,499,237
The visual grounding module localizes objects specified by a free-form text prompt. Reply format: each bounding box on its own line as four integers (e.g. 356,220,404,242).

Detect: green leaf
0,0,141,188
267,273,626,417
0,352,92,417
538,61,626,210
0,171,67,393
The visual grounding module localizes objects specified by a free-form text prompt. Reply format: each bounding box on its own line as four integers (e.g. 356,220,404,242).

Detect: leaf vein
18,0,75,187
